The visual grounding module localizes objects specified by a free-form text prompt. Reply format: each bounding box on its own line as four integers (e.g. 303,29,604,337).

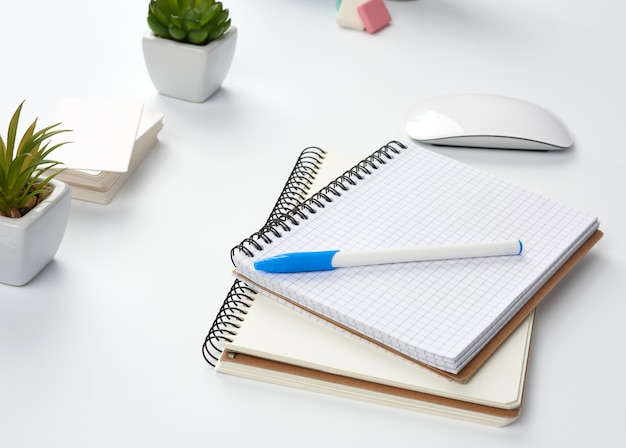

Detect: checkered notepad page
233,143,599,373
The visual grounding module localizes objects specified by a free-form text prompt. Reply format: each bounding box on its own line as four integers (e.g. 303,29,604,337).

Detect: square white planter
142,26,237,102
0,179,71,286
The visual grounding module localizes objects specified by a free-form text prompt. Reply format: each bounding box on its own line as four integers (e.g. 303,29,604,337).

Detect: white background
1,1,624,446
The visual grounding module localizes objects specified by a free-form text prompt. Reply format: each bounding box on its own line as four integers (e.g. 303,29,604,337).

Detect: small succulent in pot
147,0,231,46
0,101,71,219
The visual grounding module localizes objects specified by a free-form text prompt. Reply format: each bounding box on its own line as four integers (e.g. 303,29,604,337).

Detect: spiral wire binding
230,140,406,261
202,141,406,366
266,147,327,220
202,147,327,366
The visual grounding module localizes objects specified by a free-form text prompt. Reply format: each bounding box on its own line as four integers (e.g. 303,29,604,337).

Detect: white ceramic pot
142,26,238,102
0,179,71,286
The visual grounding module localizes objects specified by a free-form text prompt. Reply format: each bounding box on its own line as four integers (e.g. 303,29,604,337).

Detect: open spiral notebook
230,141,601,379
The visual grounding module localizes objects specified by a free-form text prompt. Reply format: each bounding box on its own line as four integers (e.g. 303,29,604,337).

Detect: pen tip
254,260,269,272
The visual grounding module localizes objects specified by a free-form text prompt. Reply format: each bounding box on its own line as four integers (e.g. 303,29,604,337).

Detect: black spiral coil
265,147,327,220
230,140,406,260
203,146,326,366
202,279,258,366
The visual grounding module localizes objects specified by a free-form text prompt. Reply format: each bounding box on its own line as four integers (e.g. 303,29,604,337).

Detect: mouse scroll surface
405,94,574,150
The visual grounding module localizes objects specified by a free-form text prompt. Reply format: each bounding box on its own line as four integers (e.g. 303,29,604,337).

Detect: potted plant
0,101,72,286
143,0,237,102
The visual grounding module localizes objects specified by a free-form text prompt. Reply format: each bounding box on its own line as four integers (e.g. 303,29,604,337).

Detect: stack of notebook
203,141,602,426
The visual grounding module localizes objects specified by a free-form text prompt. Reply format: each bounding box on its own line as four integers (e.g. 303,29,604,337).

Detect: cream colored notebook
217,287,534,427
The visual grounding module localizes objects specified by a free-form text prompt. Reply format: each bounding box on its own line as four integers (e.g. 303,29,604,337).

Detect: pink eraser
357,0,391,34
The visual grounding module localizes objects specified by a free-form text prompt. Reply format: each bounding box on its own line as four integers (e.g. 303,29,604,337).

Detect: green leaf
209,9,228,28
182,18,202,33
207,19,229,41
16,119,37,157
6,101,25,160
147,16,170,38
168,24,187,41
0,135,8,171
154,0,173,18
198,4,219,26
166,0,181,15
170,15,183,28
150,3,172,28
184,8,200,21
187,29,209,45
180,0,194,12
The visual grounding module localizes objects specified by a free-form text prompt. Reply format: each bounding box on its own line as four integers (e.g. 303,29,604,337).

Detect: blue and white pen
253,240,523,273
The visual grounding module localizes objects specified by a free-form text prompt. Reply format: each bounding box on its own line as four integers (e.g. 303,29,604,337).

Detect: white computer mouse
404,93,574,150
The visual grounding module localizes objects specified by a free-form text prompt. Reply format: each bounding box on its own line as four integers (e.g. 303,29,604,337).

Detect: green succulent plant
0,101,71,218
147,0,231,46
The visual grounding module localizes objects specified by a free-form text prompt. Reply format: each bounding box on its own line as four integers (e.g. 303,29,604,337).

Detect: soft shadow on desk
146,87,242,129
144,87,292,159
112,140,166,202
0,260,70,347
29,258,63,284
533,251,606,319
0,258,65,293
61,138,166,223
424,143,577,169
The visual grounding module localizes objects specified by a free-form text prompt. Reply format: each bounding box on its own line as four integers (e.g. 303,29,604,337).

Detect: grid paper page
233,143,599,373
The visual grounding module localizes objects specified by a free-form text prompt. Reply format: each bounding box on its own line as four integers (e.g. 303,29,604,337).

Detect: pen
253,240,523,273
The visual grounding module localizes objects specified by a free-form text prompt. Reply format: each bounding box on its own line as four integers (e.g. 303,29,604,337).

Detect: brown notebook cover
220,350,523,422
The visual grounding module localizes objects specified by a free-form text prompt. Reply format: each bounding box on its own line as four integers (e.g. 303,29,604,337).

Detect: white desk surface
2,1,625,446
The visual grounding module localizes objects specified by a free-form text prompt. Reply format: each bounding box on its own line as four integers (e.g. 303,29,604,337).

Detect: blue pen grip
254,250,339,273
